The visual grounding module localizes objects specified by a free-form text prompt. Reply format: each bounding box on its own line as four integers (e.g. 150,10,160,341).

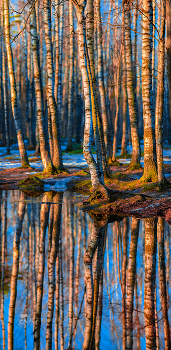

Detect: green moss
108,159,123,166
18,176,44,191
128,163,143,171
116,153,132,159
20,162,31,169
76,170,90,177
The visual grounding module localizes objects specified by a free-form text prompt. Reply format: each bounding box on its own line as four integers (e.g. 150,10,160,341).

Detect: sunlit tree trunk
55,0,59,102
155,0,166,186
1,10,10,154
95,0,109,157
43,0,63,170
112,54,121,161
86,0,108,177
30,3,53,172
58,0,64,122
121,23,128,156
144,218,157,350
71,1,108,195
166,0,171,136
142,0,157,181
3,0,29,167
124,4,140,168
157,218,170,349
8,194,26,350
67,0,74,151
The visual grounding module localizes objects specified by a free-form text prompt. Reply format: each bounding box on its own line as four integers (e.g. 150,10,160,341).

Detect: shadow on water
0,189,171,349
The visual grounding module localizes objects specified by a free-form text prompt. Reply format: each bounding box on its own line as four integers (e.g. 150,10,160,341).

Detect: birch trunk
166,0,171,137
124,4,140,168
155,0,166,186
71,2,107,193
43,0,63,169
96,0,109,156
1,9,10,154
30,3,53,172
3,0,29,166
55,0,59,102
67,0,74,151
142,0,157,181
58,0,64,122
86,0,108,177
121,10,128,155
112,54,121,161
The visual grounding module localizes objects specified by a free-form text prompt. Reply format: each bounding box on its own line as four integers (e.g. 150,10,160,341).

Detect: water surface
0,190,170,349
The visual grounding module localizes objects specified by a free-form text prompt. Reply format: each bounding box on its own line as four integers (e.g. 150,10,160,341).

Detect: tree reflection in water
0,190,170,350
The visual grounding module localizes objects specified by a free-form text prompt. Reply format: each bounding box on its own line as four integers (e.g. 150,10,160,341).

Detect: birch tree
95,0,109,156
43,0,64,170
3,0,29,167
70,0,109,198
155,0,166,186
142,0,157,181
67,0,75,151
124,3,140,169
30,2,54,172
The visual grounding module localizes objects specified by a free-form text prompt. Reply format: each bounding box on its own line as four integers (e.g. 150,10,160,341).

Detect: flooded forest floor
0,147,171,221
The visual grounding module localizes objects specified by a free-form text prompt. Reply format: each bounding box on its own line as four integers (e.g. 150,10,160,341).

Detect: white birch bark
155,0,166,186
142,0,157,181
67,0,75,151
3,0,29,166
43,0,63,169
124,3,140,167
30,3,53,171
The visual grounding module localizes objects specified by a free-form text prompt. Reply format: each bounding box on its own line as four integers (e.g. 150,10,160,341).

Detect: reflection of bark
46,194,63,350
8,193,26,350
69,203,75,348
95,226,106,350
83,221,106,350
59,219,64,350
25,205,30,350
1,193,6,350
144,218,157,350
121,218,128,350
75,210,82,310
126,218,139,349
157,217,170,349
55,254,59,350
34,194,50,350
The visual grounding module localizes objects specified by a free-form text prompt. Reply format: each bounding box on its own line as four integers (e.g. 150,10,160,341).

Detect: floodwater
0,190,171,350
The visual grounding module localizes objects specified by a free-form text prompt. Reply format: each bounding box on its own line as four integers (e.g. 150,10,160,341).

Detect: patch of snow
44,176,77,192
